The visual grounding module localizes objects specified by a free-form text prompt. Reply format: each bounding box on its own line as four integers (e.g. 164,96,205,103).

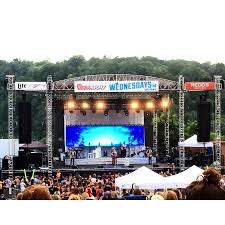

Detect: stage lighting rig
145,100,155,111
96,100,106,110
130,100,139,110
81,101,90,110
67,99,76,113
160,97,170,110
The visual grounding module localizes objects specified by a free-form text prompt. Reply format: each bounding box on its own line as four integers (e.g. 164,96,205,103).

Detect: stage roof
53,74,179,99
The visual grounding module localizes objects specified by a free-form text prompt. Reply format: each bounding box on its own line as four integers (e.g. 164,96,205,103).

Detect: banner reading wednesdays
74,81,159,92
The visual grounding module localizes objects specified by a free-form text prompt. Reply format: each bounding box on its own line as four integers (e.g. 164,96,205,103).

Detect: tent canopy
115,165,204,190
115,166,164,189
178,135,213,148
162,165,204,189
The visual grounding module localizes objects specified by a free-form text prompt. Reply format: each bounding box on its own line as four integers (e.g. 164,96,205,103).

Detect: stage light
145,101,155,110
124,109,129,116
67,100,76,112
104,110,108,116
96,101,106,110
81,101,90,110
160,97,170,110
130,101,139,110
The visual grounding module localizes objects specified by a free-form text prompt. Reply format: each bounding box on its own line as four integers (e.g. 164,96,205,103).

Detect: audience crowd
0,168,225,200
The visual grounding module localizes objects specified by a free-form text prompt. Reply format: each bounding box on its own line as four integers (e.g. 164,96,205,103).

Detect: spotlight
130,101,139,110
160,97,170,110
81,101,90,110
145,101,155,110
96,100,106,110
67,100,76,112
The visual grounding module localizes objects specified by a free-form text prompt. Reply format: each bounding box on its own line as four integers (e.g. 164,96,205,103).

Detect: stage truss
6,74,222,176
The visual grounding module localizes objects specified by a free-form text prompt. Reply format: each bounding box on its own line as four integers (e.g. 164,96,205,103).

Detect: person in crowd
69,194,81,200
52,194,61,200
122,189,129,198
81,192,89,200
151,194,164,200
22,185,52,200
172,189,183,200
185,168,225,200
164,190,178,200
0,179,3,195
16,193,23,200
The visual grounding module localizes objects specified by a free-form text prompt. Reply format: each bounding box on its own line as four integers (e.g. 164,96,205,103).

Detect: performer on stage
69,149,75,166
145,147,153,165
111,147,118,166
120,146,127,158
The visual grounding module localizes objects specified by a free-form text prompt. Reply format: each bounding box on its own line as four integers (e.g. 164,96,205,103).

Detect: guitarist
145,147,152,165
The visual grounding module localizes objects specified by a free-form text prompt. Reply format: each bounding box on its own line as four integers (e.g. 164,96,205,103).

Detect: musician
145,147,152,165
120,146,127,158
69,149,75,166
111,147,118,166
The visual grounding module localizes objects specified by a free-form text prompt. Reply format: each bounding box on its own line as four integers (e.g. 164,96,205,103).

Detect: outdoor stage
64,157,149,166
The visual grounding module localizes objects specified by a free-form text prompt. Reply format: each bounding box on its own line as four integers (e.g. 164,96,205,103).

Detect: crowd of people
0,167,225,200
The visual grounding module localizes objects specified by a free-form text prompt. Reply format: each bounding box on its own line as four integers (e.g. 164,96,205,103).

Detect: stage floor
64,157,149,166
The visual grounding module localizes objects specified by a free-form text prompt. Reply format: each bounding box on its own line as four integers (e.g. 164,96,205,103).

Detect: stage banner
185,82,215,91
74,80,159,92
15,82,47,91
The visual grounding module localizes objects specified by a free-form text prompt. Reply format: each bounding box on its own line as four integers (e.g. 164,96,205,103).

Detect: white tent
163,165,204,189
115,166,165,189
178,135,213,148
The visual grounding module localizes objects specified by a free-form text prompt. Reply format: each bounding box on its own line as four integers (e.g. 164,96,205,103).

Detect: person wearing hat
111,147,117,166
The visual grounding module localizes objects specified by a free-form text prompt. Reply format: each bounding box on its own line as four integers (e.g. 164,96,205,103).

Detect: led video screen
66,125,144,147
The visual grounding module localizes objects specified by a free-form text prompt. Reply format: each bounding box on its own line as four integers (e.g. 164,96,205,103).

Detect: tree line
1,56,225,150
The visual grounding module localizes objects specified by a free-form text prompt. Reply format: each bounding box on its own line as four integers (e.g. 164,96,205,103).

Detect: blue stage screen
66,125,144,147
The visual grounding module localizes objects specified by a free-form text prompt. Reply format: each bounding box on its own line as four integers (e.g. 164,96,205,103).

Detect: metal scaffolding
6,73,222,175
152,110,158,153
165,109,170,156
6,75,15,179
214,76,222,168
178,75,185,171
46,75,53,176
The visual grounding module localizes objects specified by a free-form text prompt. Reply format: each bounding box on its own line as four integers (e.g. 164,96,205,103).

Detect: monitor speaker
197,101,211,142
18,102,32,144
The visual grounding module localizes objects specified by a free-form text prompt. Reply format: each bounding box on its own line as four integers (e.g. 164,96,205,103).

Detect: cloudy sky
0,0,225,63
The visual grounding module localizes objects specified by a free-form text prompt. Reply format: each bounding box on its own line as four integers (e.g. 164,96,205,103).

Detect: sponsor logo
185,82,215,91
74,81,159,92
76,83,107,91
108,81,157,91
15,82,47,91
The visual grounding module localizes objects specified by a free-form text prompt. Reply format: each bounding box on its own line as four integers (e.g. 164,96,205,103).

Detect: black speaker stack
18,101,32,144
144,113,153,147
197,95,211,142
